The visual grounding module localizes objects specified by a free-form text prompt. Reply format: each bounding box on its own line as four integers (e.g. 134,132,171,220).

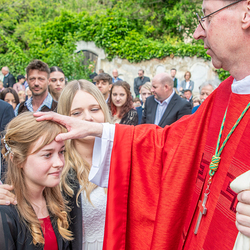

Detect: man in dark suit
0,100,14,132
141,73,191,128
0,100,15,180
134,69,150,97
184,89,193,108
1,67,16,88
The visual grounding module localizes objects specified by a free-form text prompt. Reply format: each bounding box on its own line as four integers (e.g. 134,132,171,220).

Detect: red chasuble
103,76,250,250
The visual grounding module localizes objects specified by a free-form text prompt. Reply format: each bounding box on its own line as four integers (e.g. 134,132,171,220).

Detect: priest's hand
0,184,17,205
236,190,250,237
34,112,104,141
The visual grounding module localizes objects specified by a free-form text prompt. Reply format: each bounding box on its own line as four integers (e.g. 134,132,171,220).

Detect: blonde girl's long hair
57,80,111,204
1,112,73,246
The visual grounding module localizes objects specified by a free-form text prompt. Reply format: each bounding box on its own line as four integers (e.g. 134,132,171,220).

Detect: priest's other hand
0,184,17,205
236,190,250,237
34,112,104,141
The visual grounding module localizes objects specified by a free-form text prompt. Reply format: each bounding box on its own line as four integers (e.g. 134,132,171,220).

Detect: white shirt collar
232,75,250,94
154,90,175,105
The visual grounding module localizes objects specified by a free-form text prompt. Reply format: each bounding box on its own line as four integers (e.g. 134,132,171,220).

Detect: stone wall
1,41,221,96
76,41,221,96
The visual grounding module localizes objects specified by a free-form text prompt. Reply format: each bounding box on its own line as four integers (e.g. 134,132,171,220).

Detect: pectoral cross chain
194,192,209,235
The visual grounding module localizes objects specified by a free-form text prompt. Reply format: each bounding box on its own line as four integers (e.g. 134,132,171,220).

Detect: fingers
237,196,250,217
236,211,250,227
236,191,250,237
238,190,250,204
55,132,78,142
0,185,17,205
236,220,250,238
34,112,68,127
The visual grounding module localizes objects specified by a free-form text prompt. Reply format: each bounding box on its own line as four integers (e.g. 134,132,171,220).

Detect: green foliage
35,10,210,64
0,0,215,80
216,69,230,81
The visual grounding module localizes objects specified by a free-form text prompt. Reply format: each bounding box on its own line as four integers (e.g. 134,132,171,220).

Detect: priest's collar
232,75,250,94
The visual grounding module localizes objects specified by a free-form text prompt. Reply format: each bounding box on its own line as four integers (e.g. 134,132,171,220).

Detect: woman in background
13,75,25,93
49,66,66,101
179,71,194,93
0,112,72,249
108,80,138,125
0,87,19,110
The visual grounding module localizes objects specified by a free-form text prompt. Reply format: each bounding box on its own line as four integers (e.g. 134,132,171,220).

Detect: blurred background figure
25,87,32,100
142,73,191,127
184,89,193,108
49,66,66,101
98,69,104,74
94,73,113,103
18,90,26,103
1,66,16,88
136,82,152,124
0,87,19,110
140,82,152,107
192,81,217,114
192,96,201,107
179,71,194,93
112,69,122,83
134,69,150,98
109,81,138,125
0,99,14,132
13,75,25,93
0,80,4,92
89,64,97,83
133,97,141,108
170,68,179,92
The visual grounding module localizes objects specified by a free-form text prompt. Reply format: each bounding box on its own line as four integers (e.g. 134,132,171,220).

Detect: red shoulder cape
103,77,233,250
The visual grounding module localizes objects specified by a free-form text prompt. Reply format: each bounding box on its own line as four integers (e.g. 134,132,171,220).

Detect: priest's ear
241,0,250,30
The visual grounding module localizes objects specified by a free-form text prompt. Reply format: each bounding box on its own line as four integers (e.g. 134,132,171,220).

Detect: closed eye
91,108,100,112
71,111,81,116
60,149,66,155
43,153,52,158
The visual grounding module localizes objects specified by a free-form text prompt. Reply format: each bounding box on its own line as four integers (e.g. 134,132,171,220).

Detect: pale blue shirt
14,93,53,116
154,90,175,125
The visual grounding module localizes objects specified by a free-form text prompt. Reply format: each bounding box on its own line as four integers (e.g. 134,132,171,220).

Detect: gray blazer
180,80,194,92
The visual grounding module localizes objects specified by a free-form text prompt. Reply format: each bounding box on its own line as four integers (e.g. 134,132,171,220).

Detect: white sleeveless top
81,187,107,250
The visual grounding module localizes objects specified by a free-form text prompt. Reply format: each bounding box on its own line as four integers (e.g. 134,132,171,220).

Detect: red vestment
103,76,250,250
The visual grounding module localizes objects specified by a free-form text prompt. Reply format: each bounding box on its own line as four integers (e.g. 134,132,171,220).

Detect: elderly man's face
1,68,7,76
200,84,214,103
193,0,242,71
112,70,118,78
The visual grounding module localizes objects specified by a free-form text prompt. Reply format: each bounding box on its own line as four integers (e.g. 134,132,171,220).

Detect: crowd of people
0,61,215,128
1,0,250,249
